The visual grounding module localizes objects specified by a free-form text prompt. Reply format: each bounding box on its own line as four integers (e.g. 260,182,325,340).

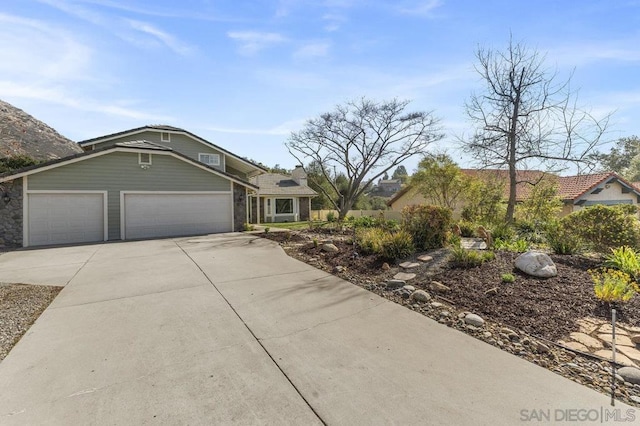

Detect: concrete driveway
0,234,632,425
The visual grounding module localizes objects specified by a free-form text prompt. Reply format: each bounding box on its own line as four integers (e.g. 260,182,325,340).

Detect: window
160,132,171,142
275,198,293,214
139,153,152,165
198,153,220,166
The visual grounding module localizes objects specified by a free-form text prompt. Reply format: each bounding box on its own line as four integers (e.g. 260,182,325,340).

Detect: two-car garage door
122,193,232,240
26,192,232,247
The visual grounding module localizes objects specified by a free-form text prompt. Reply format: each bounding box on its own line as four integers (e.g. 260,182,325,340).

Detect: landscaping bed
262,229,640,406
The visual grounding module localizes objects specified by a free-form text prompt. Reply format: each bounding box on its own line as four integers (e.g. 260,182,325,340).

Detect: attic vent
139,153,152,166
160,132,171,142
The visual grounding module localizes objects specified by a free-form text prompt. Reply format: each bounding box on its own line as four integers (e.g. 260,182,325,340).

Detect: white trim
24,190,108,247
138,152,152,165
0,147,258,190
120,190,233,239
22,176,28,247
198,152,220,166
160,132,171,142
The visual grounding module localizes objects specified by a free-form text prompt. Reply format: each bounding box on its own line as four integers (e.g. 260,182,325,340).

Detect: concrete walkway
0,235,633,425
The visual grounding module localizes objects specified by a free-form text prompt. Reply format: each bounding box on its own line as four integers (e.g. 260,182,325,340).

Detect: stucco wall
569,181,638,214
0,178,23,246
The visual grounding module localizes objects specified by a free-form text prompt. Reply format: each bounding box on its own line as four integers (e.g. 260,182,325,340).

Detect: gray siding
91,131,226,172
28,151,231,240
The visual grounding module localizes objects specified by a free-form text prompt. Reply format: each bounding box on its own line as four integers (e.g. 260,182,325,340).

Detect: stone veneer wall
233,183,247,231
0,178,23,246
299,197,310,221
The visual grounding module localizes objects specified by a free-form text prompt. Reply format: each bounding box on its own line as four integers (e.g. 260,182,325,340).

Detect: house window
139,153,152,165
275,198,293,214
199,153,220,166
160,132,171,142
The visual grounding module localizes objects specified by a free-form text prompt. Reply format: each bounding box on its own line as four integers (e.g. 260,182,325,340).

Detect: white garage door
123,193,232,240
28,193,105,247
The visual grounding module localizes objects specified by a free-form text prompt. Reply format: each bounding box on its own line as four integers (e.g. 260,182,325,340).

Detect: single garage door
28,193,106,247
123,193,232,240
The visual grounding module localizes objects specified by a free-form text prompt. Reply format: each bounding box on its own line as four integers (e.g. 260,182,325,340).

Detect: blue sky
2,0,640,174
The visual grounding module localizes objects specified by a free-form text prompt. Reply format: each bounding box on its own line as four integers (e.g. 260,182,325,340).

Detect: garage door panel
28,193,105,246
124,193,231,240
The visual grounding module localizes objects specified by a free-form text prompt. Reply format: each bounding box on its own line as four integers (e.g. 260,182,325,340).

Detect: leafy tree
392,165,408,183
516,177,562,224
461,37,610,223
410,153,470,210
0,155,39,173
461,176,505,225
287,97,443,220
270,164,289,174
589,136,640,176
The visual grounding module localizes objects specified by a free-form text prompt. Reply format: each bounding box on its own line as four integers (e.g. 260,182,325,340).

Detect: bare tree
287,98,443,220
462,37,610,223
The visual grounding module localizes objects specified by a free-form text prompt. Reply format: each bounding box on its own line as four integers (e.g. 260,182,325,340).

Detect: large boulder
515,251,557,278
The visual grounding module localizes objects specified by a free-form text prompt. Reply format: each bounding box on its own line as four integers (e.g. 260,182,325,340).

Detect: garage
27,192,107,247
122,192,232,240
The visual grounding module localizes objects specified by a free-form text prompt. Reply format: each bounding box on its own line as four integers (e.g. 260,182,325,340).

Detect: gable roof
78,125,268,176
250,173,317,196
0,141,258,190
558,172,640,201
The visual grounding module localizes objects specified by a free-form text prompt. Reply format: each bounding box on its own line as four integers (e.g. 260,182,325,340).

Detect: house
368,178,402,198
248,166,317,223
0,125,267,247
386,169,640,218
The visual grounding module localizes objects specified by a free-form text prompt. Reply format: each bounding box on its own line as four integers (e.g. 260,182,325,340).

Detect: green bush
561,205,640,253
457,220,476,238
326,211,337,222
490,222,515,241
604,246,640,282
545,221,583,255
401,205,452,250
590,269,636,303
356,228,387,255
351,216,377,228
450,247,495,268
494,238,530,253
380,230,415,261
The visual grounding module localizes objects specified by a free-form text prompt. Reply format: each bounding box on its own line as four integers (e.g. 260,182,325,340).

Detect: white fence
311,209,402,221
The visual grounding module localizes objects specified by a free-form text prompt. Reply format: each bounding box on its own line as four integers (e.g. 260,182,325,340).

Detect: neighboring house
369,178,402,198
0,125,266,247
248,166,317,223
387,169,640,218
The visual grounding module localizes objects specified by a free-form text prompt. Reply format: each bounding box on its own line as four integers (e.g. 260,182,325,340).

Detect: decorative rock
399,262,420,269
535,342,551,353
484,287,498,296
630,334,640,345
333,265,345,273
417,254,433,262
618,367,640,385
410,290,432,302
562,341,589,352
514,251,557,278
617,345,640,363
402,285,415,292
576,318,601,335
322,243,339,253
398,289,412,299
439,310,451,318
381,262,390,271
598,333,636,348
593,350,635,367
631,396,640,404
599,324,628,335
483,331,493,339
430,302,443,308
500,327,517,335
386,279,406,289
393,272,416,281
569,332,604,349
429,281,450,293
464,313,485,327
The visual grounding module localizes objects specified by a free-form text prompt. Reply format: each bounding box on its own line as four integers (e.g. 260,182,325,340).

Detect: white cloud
547,40,640,67
294,41,330,59
227,31,288,55
126,19,194,56
397,0,443,17
202,119,304,136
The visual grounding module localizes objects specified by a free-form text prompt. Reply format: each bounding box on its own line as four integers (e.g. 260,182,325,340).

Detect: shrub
545,221,583,255
457,220,476,238
264,227,270,234
604,246,640,282
243,222,255,231
494,238,530,253
501,273,515,283
450,247,495,268
352,216,376,228
356,228,387,255
326,211,337,222
312,238,319,248
380,230,415,261
490,222,515,241
401,204,452,250
590,269,636,303
561,205,640,253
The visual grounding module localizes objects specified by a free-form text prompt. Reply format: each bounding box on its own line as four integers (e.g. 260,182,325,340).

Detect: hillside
0,100,82,161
